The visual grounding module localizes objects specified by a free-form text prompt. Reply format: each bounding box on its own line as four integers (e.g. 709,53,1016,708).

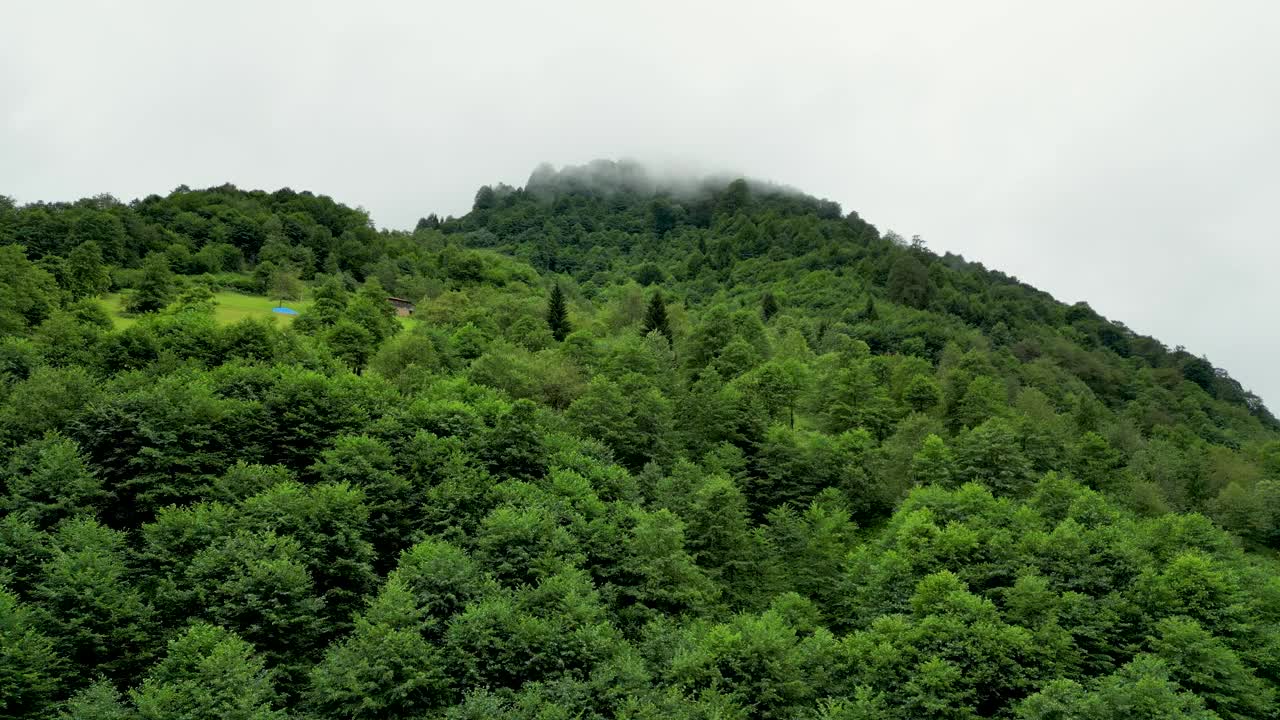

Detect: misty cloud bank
520,159,809,205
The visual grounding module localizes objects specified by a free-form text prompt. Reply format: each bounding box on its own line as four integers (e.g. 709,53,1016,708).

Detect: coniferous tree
415,214,441,232
641,290,672,344
761,291,779,323
546,284,570,342
861,294,879,322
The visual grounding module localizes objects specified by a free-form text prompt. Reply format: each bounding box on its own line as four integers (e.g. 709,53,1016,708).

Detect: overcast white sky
3,1,1277,405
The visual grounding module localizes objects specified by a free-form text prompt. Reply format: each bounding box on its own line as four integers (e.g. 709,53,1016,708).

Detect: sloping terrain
1,163,1279,718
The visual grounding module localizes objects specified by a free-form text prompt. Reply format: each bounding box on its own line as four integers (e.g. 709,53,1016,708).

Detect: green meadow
101,291,313,329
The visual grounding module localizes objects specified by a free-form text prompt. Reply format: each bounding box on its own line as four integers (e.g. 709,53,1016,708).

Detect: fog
2,1,1277,403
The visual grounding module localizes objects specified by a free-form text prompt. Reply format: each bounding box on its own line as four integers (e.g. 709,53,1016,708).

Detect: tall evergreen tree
861,294,878,322
641,290,672,344
415,214,441,232
546,284,570,342
761,291,779,323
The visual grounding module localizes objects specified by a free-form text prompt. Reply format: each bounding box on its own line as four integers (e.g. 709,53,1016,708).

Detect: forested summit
2,162,1280,719
456,160,1271,425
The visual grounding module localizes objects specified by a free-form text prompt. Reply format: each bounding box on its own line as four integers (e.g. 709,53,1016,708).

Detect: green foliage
346,279,399,343
57,680,136,720
268,266,303,302
306,576,450,719
953,418,1035,496
295,275,348,333
904,373,942,413
886,253,933,309
669,606,833,718
567,374,673,470
0,245,58,335
311,434,415,561
1148,616,1275,719
130,623,284,720
183,529,324,689
33,519,156,682
125,253,177,314
64,241,113,299
760,291,779,322
0,170,1278,718
819,361,894,439
0,588,64,719
911,434,955,487
2,433,103,529
326,319,375,372
641,290,672,344
239,480,378,630
546,283,571,342
1015,656,1219,719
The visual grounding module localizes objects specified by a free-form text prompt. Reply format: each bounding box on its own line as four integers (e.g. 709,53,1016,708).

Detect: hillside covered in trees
2,159,1280,719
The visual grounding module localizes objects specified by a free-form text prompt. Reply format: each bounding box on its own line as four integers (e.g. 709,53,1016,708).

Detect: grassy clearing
208,291,312,325
100,294,138,329
101,291,313,329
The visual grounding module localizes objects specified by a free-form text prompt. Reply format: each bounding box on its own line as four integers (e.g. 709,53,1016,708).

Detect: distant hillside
454,159,1273,428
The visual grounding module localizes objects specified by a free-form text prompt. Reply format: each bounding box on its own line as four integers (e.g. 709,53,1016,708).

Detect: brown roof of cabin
386,297,415,305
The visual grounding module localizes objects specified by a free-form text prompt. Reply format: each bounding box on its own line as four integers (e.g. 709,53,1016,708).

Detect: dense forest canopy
2,159,1280,719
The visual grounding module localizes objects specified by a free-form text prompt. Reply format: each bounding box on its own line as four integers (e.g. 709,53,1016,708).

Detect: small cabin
386,297,416,317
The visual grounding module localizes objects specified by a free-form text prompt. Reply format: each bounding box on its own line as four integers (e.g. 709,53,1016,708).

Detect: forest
2,158,1280,719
